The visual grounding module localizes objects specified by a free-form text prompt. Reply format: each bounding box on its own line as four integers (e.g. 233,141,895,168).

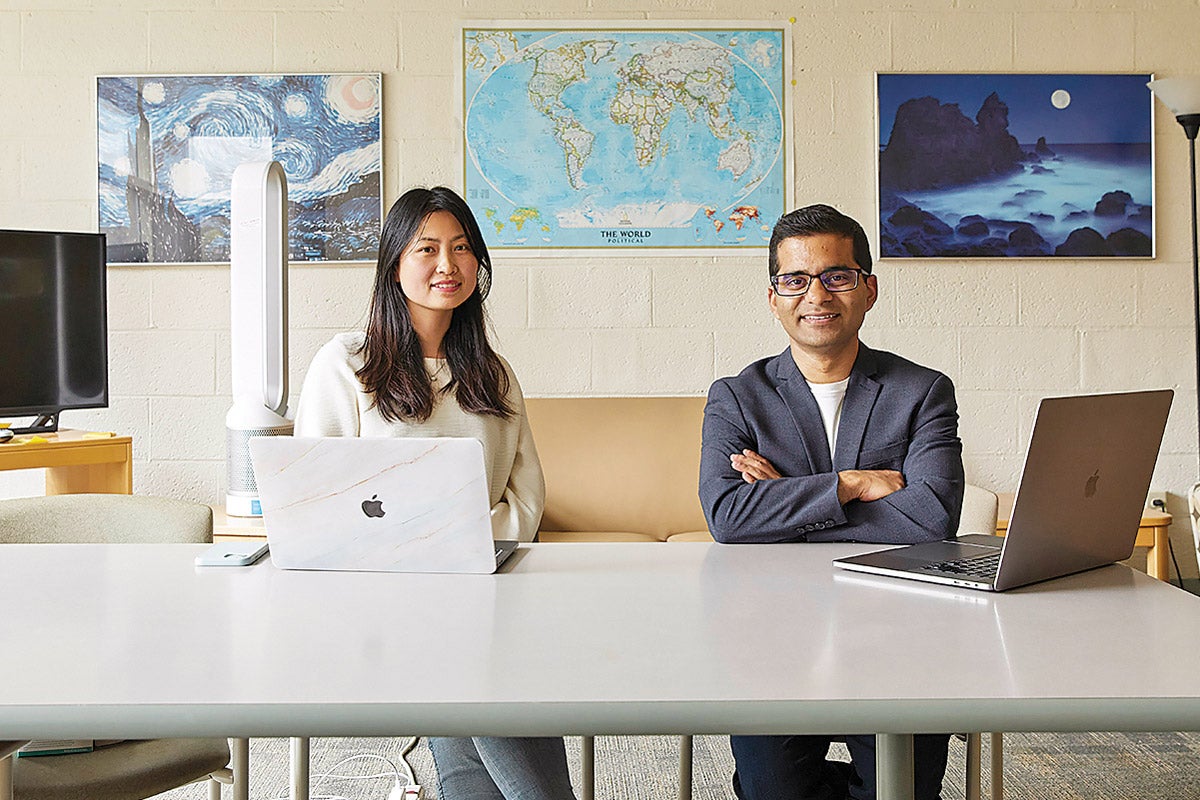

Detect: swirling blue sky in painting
97,74,381,262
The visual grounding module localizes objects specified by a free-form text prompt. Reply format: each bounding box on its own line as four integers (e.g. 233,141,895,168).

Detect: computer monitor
0,229,108,434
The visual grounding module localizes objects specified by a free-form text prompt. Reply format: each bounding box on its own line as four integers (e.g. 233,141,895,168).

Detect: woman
294,186,576,800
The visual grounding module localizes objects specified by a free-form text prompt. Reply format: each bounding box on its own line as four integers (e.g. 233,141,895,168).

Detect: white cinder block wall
3,1,1200,574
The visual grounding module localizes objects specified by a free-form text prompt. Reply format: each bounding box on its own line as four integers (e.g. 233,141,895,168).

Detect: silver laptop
834,389,1173,591
248,436,518,573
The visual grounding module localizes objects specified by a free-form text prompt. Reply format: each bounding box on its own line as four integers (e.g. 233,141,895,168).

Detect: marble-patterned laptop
248,436,514,574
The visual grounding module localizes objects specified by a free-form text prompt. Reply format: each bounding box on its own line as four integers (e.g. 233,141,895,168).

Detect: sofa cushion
526,397,709,541
539,531,661,543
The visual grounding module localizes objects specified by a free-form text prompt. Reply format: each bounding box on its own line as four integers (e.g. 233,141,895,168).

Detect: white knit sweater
293,332,545,542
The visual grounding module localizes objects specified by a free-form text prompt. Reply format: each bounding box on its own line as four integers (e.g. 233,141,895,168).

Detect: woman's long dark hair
356,186,512,422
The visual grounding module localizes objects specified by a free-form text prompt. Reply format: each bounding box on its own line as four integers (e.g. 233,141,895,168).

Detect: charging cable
268,740,423,800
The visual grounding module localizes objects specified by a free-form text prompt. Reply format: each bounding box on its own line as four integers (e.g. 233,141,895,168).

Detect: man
699,203,964,800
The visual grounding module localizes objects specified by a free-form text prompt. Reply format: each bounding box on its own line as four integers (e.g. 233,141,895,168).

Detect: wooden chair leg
678,735,693,800
581,736,595,800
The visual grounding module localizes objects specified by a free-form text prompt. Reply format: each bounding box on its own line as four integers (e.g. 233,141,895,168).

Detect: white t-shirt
806,377,850,460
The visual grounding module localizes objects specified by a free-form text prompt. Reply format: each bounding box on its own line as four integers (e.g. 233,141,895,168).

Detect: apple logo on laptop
361,495,386,518
1084,470,1100,498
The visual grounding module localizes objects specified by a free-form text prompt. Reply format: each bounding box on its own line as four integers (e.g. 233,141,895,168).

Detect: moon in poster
1050,89,1071,109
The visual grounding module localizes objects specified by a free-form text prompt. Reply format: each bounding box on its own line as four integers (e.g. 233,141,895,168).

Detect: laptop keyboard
923,551,1001,579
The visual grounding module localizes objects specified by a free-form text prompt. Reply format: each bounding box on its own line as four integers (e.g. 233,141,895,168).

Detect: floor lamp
1148,77,1200,560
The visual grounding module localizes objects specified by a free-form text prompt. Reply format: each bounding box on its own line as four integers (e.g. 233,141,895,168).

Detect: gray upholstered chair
0,493,213,544
958,483,1001,536
0,493,248,800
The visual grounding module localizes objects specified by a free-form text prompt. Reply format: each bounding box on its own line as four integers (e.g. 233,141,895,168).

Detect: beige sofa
527,396,996,543
526,396,710,542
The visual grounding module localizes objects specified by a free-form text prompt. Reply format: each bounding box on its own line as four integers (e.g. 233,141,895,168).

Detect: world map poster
462,26,788,251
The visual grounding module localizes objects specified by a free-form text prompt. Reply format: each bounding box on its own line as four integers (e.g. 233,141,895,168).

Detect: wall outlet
1147,490,1168,512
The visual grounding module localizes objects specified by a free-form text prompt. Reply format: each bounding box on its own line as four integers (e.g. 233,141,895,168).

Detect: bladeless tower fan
225,161,292,517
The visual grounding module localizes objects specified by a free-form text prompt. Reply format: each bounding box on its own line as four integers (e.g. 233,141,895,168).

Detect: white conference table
4,541,1200,800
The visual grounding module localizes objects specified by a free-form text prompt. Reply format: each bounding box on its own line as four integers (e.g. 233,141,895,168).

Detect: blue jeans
730,734,950,800
428,736,577,800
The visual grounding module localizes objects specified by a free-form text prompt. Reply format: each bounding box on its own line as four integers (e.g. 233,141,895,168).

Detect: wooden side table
211,505,266,542
995,492,1172,582
0,430,132,495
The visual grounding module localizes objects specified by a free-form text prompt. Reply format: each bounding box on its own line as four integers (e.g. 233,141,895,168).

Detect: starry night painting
97,74,381,264
877,74,1153,259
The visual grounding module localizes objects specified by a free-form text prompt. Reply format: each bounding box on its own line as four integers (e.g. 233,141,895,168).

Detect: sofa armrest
665,531,715,543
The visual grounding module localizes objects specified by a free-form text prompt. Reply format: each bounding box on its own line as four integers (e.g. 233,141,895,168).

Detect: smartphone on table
194,541,269,567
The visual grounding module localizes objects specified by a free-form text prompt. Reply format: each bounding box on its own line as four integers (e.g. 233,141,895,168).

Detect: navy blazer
700,344,964,544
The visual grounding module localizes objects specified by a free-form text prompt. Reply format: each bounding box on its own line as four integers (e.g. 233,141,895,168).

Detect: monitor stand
9,412,60,435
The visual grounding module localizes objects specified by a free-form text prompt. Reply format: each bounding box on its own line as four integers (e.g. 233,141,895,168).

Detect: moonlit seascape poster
97,74,382,264
877,73,1153,259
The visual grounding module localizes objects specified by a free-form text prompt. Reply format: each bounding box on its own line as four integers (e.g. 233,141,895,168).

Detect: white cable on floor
267,743,423,800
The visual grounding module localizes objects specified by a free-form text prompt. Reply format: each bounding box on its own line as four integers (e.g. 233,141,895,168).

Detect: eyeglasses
769,267,864,297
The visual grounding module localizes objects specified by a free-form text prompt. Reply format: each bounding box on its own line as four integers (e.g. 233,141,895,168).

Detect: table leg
581,735,594,800
965,733,981,800
1147,526,1169,582
232,737,249,800
990,732,1003,800
678,734,693,800
291,737,310,800
876,733,915,800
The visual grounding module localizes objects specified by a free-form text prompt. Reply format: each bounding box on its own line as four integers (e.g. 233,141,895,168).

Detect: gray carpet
150,732,1200,799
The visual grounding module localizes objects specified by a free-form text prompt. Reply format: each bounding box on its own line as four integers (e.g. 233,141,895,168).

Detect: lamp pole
1149,78,1200,566
1181,113,1200,465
